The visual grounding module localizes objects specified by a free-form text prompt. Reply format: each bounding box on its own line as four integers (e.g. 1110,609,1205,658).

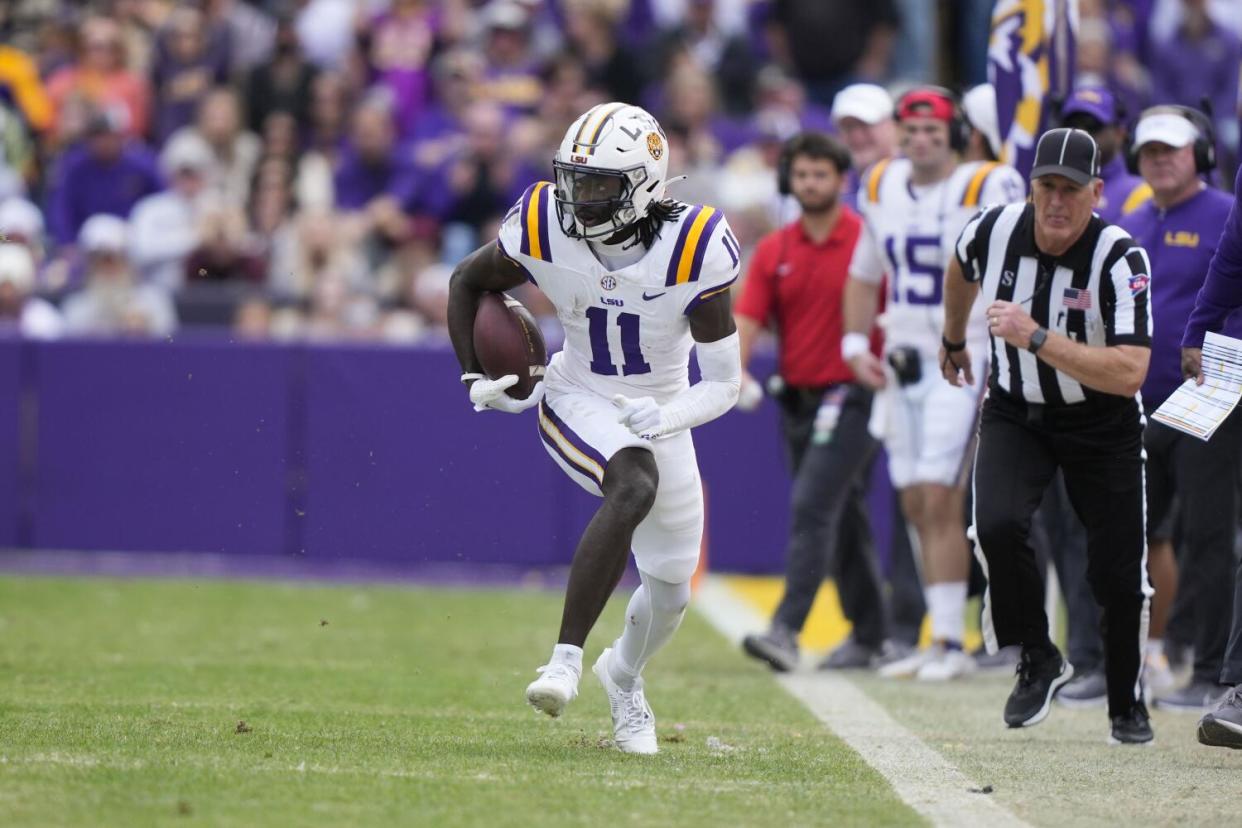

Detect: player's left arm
614,220,741,438
614,291,741,438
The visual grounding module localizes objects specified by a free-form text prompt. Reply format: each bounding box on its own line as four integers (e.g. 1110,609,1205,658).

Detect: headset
776,132,853,196
894,85,970,153
1124,103,1217,176
777,137,795,196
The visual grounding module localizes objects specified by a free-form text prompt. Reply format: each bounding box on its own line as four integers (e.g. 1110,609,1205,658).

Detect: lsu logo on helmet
647,132,663,161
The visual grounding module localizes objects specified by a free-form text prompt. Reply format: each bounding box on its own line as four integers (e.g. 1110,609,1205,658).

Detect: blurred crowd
0,0,1237,343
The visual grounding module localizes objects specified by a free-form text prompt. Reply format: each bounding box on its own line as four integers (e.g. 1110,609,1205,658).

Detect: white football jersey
850,158,1027,354
497,181,740,403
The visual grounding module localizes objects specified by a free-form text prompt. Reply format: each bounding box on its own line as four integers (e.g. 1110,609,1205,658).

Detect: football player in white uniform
841,87,1027,680
447,103,741,754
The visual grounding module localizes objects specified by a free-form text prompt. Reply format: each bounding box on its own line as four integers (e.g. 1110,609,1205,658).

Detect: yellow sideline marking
721,575,981,651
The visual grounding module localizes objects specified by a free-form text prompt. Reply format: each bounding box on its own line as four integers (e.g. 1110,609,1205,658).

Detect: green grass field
0,576,918,828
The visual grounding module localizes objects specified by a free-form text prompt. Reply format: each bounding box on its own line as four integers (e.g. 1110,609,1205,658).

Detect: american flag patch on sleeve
1062,288,1092,309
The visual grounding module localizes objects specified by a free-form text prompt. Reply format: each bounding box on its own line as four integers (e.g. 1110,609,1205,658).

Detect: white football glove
613,394,665,439
462,373,544,414
735,372,763,412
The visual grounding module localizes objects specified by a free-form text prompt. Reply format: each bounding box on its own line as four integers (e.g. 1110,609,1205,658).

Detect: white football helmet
552,103,670,240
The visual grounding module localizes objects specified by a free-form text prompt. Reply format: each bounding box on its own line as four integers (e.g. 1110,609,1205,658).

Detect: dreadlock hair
634,198,688,248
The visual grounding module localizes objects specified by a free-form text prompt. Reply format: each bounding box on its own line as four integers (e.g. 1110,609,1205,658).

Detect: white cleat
525,662,580,717
877,645,937,679
593,648,658,755
916,646,977,681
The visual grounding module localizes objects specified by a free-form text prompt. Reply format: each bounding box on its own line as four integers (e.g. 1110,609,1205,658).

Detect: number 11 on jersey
586,307,651,376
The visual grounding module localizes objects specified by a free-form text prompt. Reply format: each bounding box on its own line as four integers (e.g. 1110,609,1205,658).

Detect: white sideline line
695,577,1031,828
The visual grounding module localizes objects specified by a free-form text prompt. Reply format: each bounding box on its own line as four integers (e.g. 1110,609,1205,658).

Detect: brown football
473,292,547,399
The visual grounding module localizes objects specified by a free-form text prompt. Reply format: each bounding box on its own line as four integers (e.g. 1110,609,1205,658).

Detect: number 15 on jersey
885,234,944,306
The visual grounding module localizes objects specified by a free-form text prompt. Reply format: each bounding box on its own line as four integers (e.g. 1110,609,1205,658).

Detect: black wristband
941,336,966,352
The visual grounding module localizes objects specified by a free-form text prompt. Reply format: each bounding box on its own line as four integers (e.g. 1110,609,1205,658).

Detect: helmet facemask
552,160,650,241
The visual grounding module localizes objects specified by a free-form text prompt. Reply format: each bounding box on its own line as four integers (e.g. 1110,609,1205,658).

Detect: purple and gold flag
989,0,1078,178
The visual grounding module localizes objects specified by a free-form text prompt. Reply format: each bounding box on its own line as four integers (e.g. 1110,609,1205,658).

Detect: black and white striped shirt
955,202,1152,406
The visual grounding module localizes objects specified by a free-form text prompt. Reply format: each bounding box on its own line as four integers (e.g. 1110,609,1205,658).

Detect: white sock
1146,638,1164,659
925,581,968,646
550,643,583,675
610,572,691,691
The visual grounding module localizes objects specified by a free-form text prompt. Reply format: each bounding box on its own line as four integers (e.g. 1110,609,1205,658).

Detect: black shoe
742,623,799,672
1109,703,1155,746
1004,645,1073,728
1155,679,1228,713
1198,685,1242,749
816,637,879,670
1057,667,1107,708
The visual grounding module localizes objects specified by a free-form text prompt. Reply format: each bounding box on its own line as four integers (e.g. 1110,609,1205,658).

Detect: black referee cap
1030,127,1100,185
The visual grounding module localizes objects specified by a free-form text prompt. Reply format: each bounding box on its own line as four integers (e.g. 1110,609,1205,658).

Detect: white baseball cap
0,197,45,240
0,242,35,292
962,84,1002,157
1134,112,1199,150
160,131,214,175
831,84,894,126
78,214,129,253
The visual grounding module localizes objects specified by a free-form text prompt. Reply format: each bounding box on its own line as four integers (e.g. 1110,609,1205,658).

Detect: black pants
973,393,1149,717
1226,553,1242,685
771,385,887,646
1145,407,1242,684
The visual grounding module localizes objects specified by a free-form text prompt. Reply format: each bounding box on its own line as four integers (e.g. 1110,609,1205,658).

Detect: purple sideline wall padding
0,338,19,546
31,338,291,556
3,335,894,575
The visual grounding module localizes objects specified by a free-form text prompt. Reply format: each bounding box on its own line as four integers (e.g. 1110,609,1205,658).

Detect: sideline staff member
1181,159,1242,750
941,128,1155,745
735,132,891,671
1120,106,1242,712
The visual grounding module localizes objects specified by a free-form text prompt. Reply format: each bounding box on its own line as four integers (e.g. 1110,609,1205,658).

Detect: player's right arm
842,219,887,389
447,242,540,413
447,241,528,376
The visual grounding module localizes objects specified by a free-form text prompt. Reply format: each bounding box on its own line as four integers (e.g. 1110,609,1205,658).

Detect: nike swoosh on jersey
642,291,666,300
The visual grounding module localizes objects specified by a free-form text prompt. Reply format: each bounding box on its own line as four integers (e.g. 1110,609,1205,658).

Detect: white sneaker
593,648,658,755
1145,651,1177,700
877,645,937,679
917,646,977,681
525,661,580,717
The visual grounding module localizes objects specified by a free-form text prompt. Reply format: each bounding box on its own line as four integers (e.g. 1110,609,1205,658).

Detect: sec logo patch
601,275,617,291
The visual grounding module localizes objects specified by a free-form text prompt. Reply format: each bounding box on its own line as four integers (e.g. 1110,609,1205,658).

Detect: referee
940,128,1155,745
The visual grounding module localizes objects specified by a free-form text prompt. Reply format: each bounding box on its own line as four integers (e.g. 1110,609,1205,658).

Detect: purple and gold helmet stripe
665,206,722,287
537,400,606,486
520,182,553,262
572,102,628,156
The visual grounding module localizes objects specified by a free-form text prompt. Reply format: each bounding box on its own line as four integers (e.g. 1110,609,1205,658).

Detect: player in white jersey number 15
447,103,742,754
840,87,1027,681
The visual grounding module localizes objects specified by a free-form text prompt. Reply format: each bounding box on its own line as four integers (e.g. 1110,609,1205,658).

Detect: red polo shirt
735,206,877,388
